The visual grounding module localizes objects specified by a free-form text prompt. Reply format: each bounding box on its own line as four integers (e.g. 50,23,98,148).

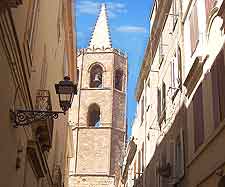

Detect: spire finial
88,3,112,49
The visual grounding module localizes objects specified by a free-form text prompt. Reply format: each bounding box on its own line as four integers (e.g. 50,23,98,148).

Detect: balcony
33,90,54,152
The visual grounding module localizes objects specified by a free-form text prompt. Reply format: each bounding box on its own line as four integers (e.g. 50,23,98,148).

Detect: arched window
90,65,103,88
87,103,101,127
115,70,123,91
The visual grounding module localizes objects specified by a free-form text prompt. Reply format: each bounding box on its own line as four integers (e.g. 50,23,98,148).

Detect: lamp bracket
10,110,65,128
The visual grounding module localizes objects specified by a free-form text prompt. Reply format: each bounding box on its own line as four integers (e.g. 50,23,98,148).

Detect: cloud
77,1,127,18
116,26,147,33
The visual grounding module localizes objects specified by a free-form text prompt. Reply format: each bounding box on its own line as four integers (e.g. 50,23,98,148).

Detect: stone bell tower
68,4,128,187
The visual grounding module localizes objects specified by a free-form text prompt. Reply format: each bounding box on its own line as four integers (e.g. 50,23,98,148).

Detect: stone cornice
77,48,128,58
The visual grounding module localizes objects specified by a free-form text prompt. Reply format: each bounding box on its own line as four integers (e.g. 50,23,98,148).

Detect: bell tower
69,4,128,187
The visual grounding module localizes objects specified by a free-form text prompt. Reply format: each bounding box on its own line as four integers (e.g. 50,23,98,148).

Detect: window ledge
114,88,126,95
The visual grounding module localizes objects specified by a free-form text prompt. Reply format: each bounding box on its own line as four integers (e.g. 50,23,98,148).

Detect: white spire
88,3,112,49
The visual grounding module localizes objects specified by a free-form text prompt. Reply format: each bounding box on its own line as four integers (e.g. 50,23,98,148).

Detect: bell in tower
93,72,102,88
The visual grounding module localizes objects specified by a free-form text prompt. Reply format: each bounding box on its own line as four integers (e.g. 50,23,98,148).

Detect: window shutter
189,2,199,55
141,97,144,123
157,88,161,121
193,84,205,150
142,143,144,172
138,151,141,176
134,160,136,179
211,59,220,128
179,129,185,178
162,82,166,122
174,53,179,89
169,140,176,180
217,51,225,122
177,46,182,87
205,0,215,22
193,3,199,50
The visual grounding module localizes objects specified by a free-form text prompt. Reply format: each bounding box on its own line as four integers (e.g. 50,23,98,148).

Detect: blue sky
75,0,153,137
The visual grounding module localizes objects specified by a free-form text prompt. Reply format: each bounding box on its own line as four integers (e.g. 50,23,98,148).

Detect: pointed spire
88,3,112,49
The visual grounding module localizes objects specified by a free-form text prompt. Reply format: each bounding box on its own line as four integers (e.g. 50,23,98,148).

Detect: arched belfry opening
87,103,101,127
115,69,124,91
90,64,103,88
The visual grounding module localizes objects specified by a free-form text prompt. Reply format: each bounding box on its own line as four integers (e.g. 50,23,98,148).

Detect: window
134,160,137,179
141,97,144,123
172,0,179,31
159,36,165,66
155,162,160,187
171,46,182,99
211,50,225,128
205,0,215,22
158,82,166,128
175,130,185,179
193,83,205,150
157,88,162,122
57,1,64,42
160,149,167,187
87,104,101,127
162,82,166,119
40,45,47,89
189,1,199,55
141,143,144,172
115,70,123,91
138,151,141,176
63,48,68,77
26,0,40,52
90,64,103,88
77,69,79,83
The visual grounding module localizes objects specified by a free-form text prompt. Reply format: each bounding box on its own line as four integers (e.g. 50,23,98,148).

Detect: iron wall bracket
10,110,65,127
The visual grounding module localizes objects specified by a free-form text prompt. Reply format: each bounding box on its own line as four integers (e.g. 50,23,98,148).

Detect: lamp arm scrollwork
10,110,65,127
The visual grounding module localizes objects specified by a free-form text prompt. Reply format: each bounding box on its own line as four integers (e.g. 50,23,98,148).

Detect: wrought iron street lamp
11,76,77,127
55,76,77,112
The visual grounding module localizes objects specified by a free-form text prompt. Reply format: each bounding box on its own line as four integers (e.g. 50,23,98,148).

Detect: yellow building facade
0,0,76,187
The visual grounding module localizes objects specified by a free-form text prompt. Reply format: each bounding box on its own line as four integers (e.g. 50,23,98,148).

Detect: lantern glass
55,76,77,112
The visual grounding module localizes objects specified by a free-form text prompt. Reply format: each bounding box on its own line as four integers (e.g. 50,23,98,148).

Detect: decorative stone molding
77,48,127,58
33,90,54,152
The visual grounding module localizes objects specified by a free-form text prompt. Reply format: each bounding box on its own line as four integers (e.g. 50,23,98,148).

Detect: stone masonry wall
76,128,111,174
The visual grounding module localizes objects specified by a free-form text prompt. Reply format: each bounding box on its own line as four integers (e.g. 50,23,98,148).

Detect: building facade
0,0,76,187
121,0,225,187
68,4,128,187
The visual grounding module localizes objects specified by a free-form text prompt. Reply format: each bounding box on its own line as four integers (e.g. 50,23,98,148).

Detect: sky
75,0,153,137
